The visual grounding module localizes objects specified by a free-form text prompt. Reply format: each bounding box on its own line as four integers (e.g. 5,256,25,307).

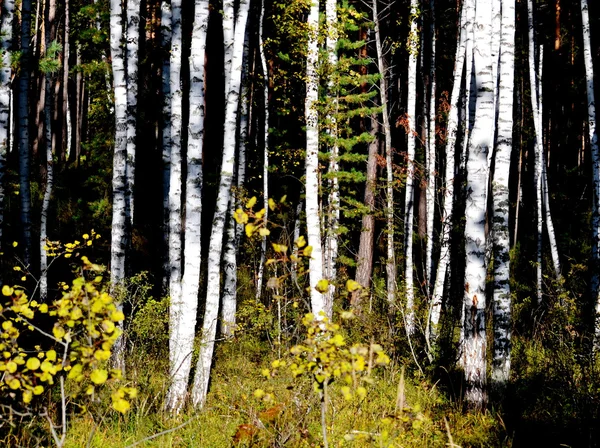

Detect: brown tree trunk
353,114,380,308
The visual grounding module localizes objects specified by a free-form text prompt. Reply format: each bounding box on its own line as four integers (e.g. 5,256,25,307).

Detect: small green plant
0,235,135,447
258,311,390,447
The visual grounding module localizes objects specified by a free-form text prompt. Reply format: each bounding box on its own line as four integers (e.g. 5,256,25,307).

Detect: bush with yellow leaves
0,235,135,446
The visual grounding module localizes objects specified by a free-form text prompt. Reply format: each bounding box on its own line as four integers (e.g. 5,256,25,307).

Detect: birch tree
305,0,327,319
404,0,419,335
161,0,172,292
221,24,251,337
580,0,600,348
192,0,250,408
323,0,339,314
527,0,543,304
165,0,209,412
165,0,185,410
425,0,437,288
0,0,14,250
110,0,128,286
40,0,59,301
428,0,469,349
255,2,270,301
461,0,494,408
491,0,515,389
126,0,141,223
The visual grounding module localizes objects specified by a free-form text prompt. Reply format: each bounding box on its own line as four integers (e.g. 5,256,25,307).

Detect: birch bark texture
305,0,327,319
491,0,515,389
192,0,250,408
428,0,469,349
462,0,493,408
110,0,128,285
580,0,600,348
165,0,185,409
165,0,209,412
403,0,419,336
0,0,14,251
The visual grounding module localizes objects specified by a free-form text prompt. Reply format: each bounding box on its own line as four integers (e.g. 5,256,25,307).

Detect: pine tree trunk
165,0,185,410
461,0,493,408
491,0,515,390
354,114,379,308
404,0,419,336
428,0,468,349
0,0,14,251
192,0,250,408
18,0,33,265
305,0,327,319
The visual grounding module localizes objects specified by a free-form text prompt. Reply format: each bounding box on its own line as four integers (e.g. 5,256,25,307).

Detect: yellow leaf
6,361,17,373
94,350,111,361
303,246,313,257
356,386,367,399
111,310,125,322
1,285,13,296
268,198,276,211
112,397,130,413
53,326,65,340
22,390,32,404
33,385,44,395
20,276,26,282
259,228,270,237
90,369,108,385
246,196,257,209
12,241,18,247
2,320,13,330
45,350,57,361
245,223,255,237
346,279,362,292
82,234,89,240
253,389,265,399
296,236,306,248
26,358,40,370
315,279,329,293
8,378,20,390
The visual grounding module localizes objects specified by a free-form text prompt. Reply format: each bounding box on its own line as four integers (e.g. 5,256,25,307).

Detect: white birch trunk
223,0,234,97
255,2,269,301
18,0,32,265
0,0,14,252
165,0,185,409
527,0,543,304
404,0,419,336
580,0,600,348
323,0,339,316
221,21,250,337
461,1,476,172
491,0,515,389
40,0,57,301
110,0,128,285
305,0,327,319
161,0,172,292
191,0,250,408
428,0,468,349
461,0,493,408
165,0,209,412
373,0,396,307
425,0,436,289
126,0,140,224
